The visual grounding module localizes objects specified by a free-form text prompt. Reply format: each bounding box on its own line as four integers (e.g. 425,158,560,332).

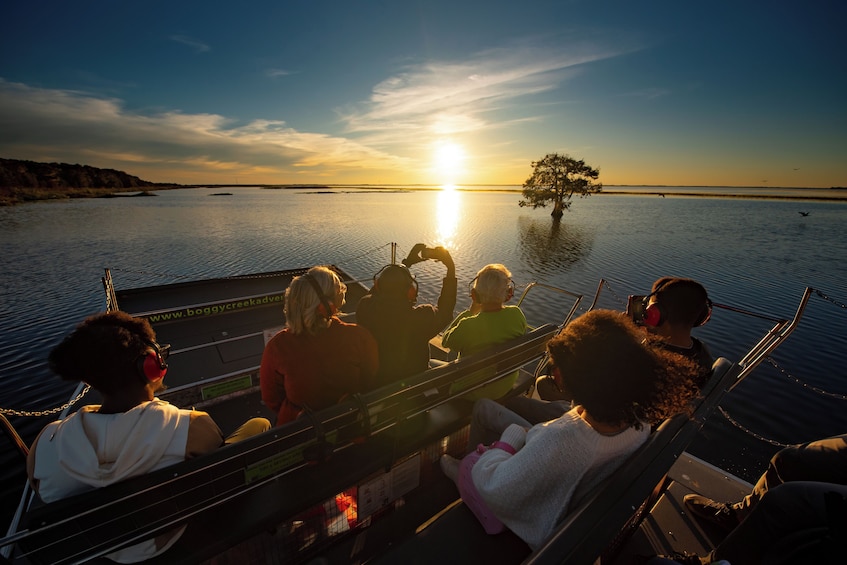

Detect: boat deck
5,269,808,565
181,446,752,565
612,452,752,562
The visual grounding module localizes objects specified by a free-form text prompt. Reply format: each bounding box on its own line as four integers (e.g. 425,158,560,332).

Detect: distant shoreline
2,184,846,206
0,185,181,206
598,189,847,202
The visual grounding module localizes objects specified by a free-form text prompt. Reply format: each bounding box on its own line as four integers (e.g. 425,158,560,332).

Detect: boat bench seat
370,357,739,565
16,325,558,565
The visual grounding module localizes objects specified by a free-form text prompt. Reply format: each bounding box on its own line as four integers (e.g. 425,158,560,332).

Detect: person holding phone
356,243,457,386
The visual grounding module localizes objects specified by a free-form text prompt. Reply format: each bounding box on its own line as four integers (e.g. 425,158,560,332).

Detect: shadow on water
517,216,594,277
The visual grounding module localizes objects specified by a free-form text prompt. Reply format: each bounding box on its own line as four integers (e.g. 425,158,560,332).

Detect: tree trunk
551,199,564,218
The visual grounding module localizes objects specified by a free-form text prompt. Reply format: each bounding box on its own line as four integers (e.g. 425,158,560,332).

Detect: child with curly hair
440,309,700,549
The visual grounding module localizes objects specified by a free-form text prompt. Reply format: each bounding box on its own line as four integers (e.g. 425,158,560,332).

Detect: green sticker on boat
201,375,253,400
243,431,338,484
244,447,307,483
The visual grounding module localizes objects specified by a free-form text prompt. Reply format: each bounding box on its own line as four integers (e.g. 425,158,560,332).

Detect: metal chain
0,385,91,417
813,289,847,309
714,289,847,451
717,406,792,448
765,357,847,400
600,279,628,309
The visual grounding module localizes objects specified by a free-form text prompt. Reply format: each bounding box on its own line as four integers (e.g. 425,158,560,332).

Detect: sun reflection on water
435,185,461,248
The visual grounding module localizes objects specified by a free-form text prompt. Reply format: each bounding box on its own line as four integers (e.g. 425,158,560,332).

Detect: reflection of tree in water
518,216,594,275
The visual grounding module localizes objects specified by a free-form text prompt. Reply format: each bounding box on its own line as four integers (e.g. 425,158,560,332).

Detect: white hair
472,264,512,304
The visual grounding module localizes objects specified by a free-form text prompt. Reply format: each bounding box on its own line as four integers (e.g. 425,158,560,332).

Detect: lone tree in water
519,153,602,219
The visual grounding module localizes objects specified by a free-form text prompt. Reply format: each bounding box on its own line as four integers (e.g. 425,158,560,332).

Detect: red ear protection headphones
302,273,337,320
641,294,664,327
137,340,169,382
373,264,418,303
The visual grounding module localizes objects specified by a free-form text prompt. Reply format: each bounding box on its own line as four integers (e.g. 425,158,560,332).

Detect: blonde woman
260,266,379,425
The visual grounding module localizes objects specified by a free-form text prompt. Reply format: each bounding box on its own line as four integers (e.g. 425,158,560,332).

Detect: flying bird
799,211,810,217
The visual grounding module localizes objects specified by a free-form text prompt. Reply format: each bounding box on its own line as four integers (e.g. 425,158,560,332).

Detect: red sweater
260,318,379,426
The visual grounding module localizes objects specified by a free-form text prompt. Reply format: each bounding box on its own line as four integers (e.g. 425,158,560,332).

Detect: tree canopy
518,153,602,218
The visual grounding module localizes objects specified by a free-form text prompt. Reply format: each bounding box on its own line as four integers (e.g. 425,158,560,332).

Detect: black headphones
137,340,169,382
302,273,336,320
373,264,418,303
467,276,516,301
641,280,712,328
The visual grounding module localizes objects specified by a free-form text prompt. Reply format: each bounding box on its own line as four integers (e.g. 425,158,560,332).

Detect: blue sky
1,0,844,187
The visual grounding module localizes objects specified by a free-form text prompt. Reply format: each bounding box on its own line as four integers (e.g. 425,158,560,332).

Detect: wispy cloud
265,68,293,79
0,79,405,183
169,34,211,53
339,40,631,150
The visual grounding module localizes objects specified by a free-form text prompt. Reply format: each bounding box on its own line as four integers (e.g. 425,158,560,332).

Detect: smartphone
626,295,647,325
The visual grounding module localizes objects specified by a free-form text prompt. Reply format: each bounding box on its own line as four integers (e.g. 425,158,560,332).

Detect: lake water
2,186,846,528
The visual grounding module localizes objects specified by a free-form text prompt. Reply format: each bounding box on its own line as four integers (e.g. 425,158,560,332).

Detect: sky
1,0,845,188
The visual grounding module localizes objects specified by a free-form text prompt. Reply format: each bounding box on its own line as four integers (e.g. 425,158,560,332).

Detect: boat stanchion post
300,406,334,464
348,393,372,444
0,413,29,462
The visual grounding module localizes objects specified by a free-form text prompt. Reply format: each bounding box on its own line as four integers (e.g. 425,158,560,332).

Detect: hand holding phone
626,295,647,325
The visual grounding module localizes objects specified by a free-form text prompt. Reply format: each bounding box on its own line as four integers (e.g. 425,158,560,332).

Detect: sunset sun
433,141,466,185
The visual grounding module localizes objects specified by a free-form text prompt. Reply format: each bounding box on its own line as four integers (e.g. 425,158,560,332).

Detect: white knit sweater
471,407,649,549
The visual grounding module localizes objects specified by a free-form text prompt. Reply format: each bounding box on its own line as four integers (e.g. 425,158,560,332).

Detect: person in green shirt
442,264,527,400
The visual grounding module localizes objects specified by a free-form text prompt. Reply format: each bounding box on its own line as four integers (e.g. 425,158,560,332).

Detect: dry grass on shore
0,186,181,206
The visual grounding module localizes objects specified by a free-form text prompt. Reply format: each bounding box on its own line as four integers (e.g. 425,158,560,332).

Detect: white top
471,407,649,549
30,400,198,562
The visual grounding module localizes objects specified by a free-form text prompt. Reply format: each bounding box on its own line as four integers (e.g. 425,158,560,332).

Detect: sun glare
433,141,466,185
436,188,461,246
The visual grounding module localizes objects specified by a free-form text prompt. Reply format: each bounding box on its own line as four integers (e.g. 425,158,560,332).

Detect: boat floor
611,452,753,563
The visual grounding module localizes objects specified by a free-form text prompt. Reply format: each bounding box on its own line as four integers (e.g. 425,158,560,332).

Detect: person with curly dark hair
27,311,270,563
440,309,700,549
535,277,714,404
